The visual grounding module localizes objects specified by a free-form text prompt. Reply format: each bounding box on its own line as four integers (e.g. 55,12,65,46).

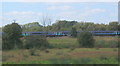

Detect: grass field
2,36,119,64
48,36,119,48
2,48,118,64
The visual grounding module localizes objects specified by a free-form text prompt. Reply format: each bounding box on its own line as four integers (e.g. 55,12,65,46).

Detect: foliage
78,31,95,48
108,21,119,31
73,22,95,31
0,27,2,32
22,35,49,49
24,26,43,32
50,20,77,31
70,27,77,37
21,22,43,32
20,21,119,32
2,23,23,50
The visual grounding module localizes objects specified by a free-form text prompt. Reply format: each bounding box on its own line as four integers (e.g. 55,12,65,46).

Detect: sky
1,2,118,26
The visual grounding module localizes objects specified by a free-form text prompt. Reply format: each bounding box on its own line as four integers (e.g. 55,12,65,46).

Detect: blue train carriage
47,32,56,37
92,31,119,36
116,31,120,35
52,32,65,37
22,31,120,37
22,32,31,36
62,31,71,36
31,32,46,36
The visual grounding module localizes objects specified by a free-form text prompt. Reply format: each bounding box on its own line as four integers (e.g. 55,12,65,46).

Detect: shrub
22,35,49,49
78,31,95,48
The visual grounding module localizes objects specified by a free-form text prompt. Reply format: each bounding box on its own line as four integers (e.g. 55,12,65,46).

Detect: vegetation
78,31,95,48
20,21,120,32
108,22,119,31
2,48,118,64
3,57,118,64
1,21,119,64
2,35,119,64
70,27,77,37
48,37,79,48
22,35,49,49
0,27,2,32
2,23,23,50
21,22,43,32
48,37,117,48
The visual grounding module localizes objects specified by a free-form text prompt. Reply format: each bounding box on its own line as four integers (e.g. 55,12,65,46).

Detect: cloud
2,0,119,2
47,5,73,11
56,8,106,21
2,11,43,26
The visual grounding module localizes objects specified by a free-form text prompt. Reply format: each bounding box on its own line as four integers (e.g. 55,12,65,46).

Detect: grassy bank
2,48,118,64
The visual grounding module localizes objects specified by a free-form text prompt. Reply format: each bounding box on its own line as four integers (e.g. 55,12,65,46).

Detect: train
22,31,120,37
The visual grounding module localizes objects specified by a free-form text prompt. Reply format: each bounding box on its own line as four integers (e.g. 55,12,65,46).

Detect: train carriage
22,31,120,37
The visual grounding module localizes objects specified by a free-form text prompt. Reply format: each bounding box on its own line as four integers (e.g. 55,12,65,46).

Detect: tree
24,26,43,32
78,31,95,48
2,23,23,50
21,22,43,32
71,27,77,37
118,24,120,31
108,22,119,31
51,20,77,31
73,22,95,31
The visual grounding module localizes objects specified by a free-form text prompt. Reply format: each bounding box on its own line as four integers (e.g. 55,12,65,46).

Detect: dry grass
2,48,118,63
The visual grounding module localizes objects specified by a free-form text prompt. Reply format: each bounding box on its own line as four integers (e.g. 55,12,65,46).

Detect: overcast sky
1,2,118,26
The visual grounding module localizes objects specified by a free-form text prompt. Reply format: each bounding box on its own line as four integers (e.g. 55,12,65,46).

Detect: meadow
48,36,119,48
2,36,119,64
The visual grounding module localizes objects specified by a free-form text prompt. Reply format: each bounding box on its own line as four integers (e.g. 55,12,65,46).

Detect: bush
78,31,95,48
22,35,49,49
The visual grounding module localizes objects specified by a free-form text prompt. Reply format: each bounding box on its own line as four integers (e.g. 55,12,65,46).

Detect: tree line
21,20,120,32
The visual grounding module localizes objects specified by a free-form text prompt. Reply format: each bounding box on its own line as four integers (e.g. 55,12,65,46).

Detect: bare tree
41,13,53,36
41,14,48,28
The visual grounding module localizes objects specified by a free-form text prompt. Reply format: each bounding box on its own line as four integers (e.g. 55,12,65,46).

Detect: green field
48,36,118,48
2,36,119,64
